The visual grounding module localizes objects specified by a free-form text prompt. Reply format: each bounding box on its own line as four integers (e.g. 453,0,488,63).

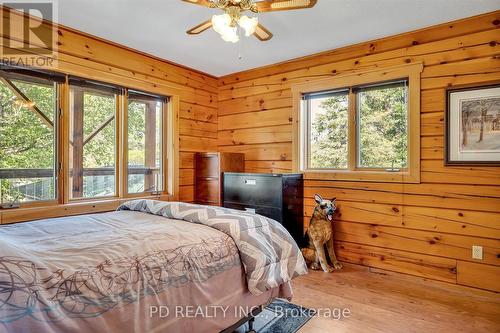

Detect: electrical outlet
472,245,483,260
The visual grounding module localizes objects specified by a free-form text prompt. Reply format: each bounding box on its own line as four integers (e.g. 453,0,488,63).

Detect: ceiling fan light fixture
220,24,239,43
211,13,231,35
211,13,240,43
221,29,239,43
238,15,258,36
185,0,317,43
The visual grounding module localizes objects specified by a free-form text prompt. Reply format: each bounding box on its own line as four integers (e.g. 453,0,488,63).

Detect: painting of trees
460,97,500,150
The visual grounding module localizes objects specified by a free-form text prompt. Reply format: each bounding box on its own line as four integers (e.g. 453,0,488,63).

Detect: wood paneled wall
217,11,500,292
2,6,499,292
0,7,217,203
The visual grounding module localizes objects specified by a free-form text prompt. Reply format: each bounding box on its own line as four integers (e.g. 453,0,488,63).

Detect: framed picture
445,83,500,165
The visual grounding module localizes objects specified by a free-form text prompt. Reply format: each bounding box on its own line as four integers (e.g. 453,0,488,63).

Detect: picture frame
445,83,500,165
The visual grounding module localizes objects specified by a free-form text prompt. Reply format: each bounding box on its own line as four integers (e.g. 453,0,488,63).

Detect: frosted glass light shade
238,15,258,36
211,14,231,35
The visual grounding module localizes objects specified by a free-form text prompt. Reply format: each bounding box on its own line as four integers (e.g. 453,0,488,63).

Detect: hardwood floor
291,264,500,333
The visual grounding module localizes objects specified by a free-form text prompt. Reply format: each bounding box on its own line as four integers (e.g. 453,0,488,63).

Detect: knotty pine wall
2,7,499,292
217,11,500,292
0,7,217,205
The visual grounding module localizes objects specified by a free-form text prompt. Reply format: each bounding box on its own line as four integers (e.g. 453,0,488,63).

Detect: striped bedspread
118,200,308,295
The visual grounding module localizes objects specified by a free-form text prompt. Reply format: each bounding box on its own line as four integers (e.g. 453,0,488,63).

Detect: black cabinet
223,172,304,246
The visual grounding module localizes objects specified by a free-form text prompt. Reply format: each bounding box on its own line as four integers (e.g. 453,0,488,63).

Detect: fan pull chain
237,27,243,60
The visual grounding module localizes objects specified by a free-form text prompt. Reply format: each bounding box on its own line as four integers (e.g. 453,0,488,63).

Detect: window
67,82,170,199
0,68,63,204
305,81,408,171
0,64,179,218
356,81,408,169
293,64,422,183
306,90,349,169
69,80,118,199
126,92,165,194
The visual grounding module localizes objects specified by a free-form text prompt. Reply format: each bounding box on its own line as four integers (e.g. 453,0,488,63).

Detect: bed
0,200,307,333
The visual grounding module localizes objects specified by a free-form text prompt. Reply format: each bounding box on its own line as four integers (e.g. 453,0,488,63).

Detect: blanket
117,200,308,295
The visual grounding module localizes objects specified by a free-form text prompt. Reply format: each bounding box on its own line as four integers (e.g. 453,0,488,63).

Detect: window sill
303,169,420,183
0,194,175,225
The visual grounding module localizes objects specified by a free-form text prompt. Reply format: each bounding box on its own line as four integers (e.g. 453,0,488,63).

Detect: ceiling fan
183,0,318,43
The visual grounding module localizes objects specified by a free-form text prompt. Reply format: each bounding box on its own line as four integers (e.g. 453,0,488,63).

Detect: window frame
0,67,179,222
354,79,409,171
67,82,120,201
122,90,168,198
304,89,350,170
292,63,423,183
0,70,63,206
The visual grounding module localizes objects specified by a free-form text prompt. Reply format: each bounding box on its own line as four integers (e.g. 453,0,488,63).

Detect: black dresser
223,172,304,246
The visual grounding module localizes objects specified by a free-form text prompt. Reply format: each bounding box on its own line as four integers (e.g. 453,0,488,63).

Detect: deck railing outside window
0,65,171,208
0,167,160,202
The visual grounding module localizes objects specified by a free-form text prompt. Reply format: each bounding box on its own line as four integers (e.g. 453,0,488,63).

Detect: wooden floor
291,264,500,333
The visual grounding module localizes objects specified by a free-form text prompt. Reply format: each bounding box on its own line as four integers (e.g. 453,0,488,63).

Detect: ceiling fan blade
187,19,213,34
253,23,273,41
255,0,317,12
181,0,215,8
